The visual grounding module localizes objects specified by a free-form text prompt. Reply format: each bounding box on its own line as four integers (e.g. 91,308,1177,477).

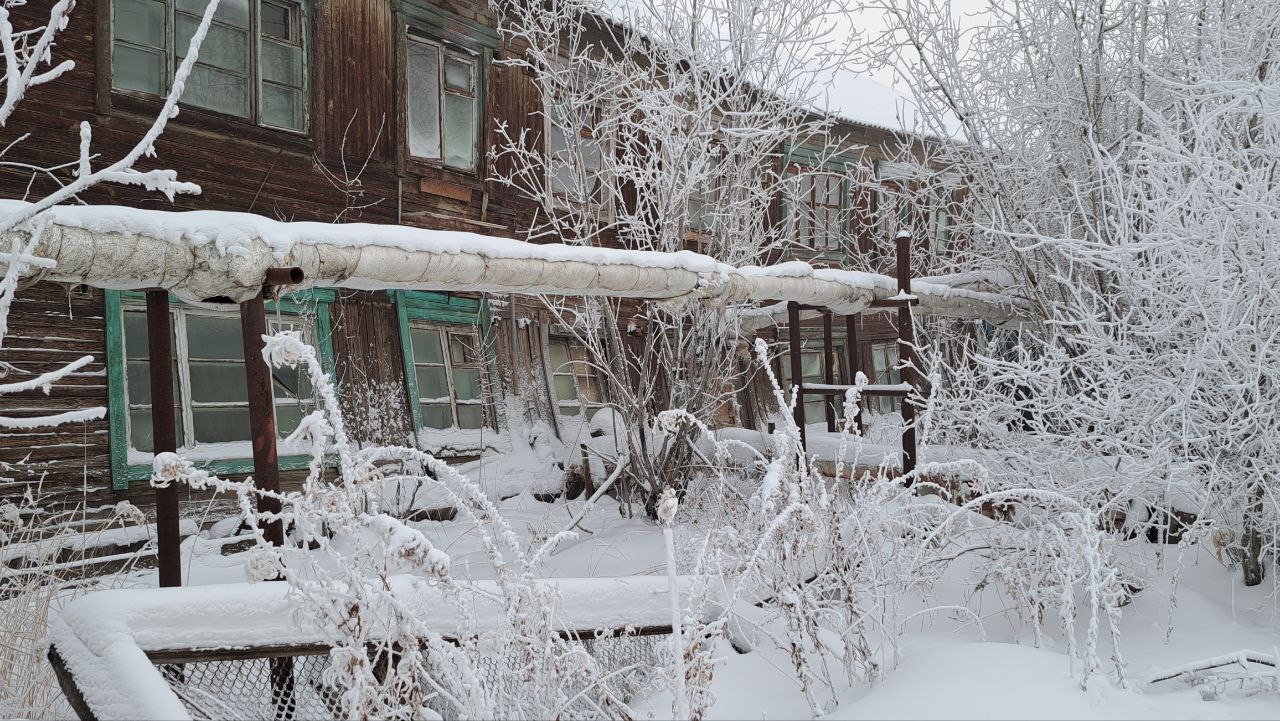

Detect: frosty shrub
857,0,1280,591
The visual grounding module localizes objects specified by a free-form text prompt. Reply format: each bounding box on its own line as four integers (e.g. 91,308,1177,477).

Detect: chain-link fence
151,631,670,720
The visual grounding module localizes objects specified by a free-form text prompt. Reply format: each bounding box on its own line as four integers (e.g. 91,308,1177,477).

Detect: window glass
790,167,845,250
260,0,294,39
406,37,442,160
115,0,166,46
443,92,476,169
546,94,607,207
405,36,478,171
122,309,182,453
548,336,605,420
870,342,902,414
112,0,307,131
121,304,314,453
408,322,490,431
778,345,844,423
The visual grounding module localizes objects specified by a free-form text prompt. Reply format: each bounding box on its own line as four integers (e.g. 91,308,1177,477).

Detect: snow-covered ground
116,487,1280,720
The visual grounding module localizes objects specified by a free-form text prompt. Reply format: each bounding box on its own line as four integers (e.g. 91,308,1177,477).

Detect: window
405,33,479,171
110,0,309,132
687,178,724,235
545,73,609,211
547,336,606,419
870,342,902,414
777,345,842,423
407,324,488,429
789,167,845,251
120,304,316,454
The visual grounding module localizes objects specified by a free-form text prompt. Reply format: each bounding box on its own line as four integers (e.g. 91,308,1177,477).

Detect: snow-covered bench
48,575,719,720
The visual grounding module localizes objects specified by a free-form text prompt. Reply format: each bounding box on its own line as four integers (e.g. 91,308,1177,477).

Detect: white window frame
407,322,490,430
120,302,315,455
545,333,607,421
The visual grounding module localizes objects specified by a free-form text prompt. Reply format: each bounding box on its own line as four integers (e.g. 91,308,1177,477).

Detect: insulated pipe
0,209,1030,323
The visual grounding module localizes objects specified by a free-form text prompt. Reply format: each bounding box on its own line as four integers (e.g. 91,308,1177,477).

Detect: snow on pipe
0,202,1029,323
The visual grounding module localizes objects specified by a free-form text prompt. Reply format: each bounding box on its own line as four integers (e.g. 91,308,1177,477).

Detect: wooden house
0,0,955,519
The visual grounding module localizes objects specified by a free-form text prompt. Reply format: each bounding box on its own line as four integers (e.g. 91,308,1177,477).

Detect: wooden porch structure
786,231,920,477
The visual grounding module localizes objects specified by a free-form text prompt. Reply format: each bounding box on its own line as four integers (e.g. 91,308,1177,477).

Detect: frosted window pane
407,40,441,159
179,0,249,28
452,368,481,401
416,367,448,400
189,362,248,402
410,328,443,364
193,407,251,443
421,403,452,429
548,340,570,370
262,82,303,129
456,405,483,429
559,404,581,417
275,404,302,436
176,14,249,73
115,0,166,47
261,39,303,86
444,57,471,91
443,92,476,169
554,375,577,401
184,63,250,117
186,315,244,359
113,42,165,95
123,311,150,360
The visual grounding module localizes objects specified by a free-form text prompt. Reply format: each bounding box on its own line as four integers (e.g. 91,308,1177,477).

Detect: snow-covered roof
1,200,1029,323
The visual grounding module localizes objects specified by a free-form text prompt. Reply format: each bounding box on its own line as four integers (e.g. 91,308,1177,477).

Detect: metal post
895,233,918,480
822,310,835,432
787,301,806,449
844,313,864,435
240,268,302,721
145,290,182,588
240,290,285,547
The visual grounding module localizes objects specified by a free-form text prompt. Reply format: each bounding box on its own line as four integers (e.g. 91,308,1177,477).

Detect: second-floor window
789,167,846,251
111,0,308,132
405,34,479,171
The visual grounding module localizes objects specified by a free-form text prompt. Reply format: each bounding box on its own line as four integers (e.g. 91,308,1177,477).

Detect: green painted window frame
105,288,336,490
392,290,494,441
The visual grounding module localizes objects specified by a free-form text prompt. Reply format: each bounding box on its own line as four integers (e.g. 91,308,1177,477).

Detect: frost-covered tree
857,0,1280,587
490,0,860,507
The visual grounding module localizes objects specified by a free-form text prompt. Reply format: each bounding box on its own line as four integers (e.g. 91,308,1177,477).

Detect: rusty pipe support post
145,290,182,588
240,267,303,549
787,301,806,450
242,268,303,720
895,233,918,481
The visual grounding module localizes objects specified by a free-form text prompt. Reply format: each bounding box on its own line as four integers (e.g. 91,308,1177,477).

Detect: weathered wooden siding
329,290,416,446
0,283,111,505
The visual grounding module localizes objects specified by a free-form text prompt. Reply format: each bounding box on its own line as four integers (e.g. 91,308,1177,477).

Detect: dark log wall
0,284,111,505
